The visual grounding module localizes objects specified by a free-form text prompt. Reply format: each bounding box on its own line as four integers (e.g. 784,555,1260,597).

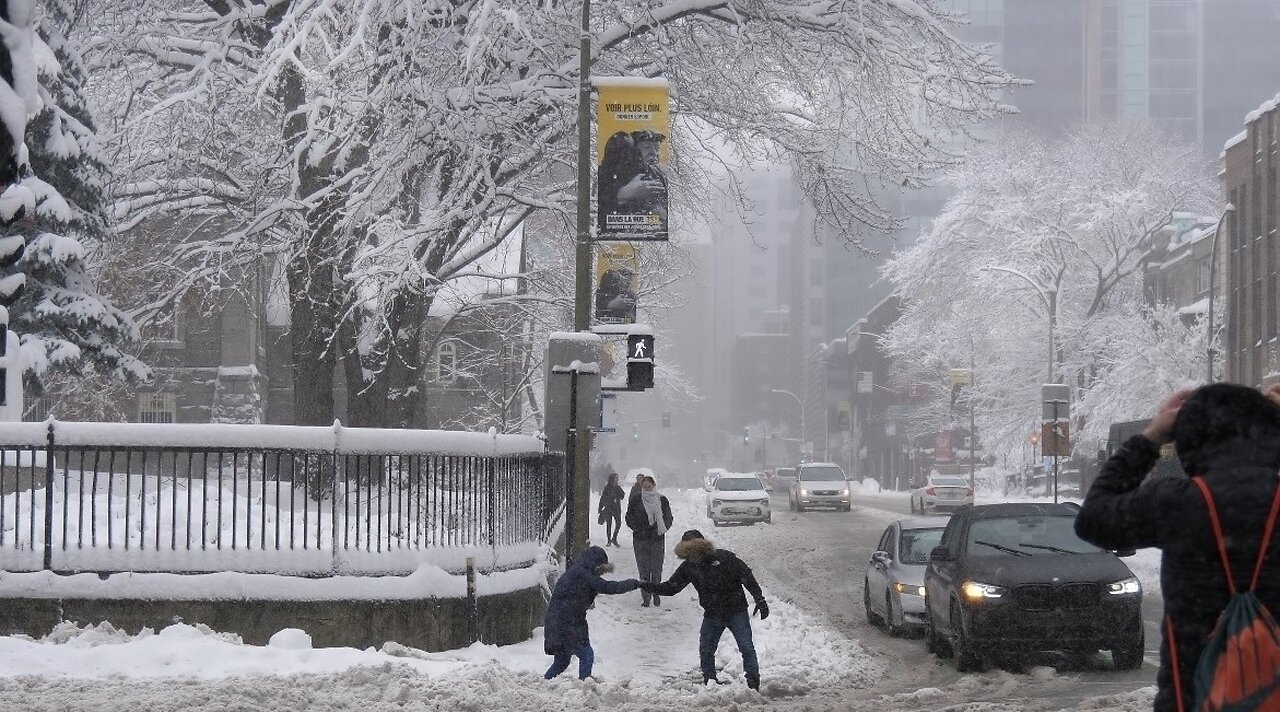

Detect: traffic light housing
742,427,750,445
625,333,655,391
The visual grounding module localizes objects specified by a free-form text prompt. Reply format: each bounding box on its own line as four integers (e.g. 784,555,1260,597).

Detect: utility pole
566,0,593,562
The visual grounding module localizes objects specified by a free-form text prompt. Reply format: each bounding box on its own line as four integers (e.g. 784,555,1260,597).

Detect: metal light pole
568,0,593,561
1206,203,1236,382
770,389,806,460
980,266,1057,382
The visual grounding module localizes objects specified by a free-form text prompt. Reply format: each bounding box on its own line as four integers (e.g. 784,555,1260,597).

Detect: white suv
708,474,772,526
789,463,851,512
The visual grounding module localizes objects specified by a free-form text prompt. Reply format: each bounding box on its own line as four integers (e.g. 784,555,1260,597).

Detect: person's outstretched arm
648,563,691,597
587,573,641,595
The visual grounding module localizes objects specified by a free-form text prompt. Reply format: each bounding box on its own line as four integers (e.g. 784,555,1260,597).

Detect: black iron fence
0,421,564,576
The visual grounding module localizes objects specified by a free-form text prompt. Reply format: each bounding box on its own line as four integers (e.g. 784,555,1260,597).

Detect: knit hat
681,529,705,542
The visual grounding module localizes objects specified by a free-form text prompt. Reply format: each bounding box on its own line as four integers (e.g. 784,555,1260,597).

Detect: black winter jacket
599,483,626,517
1076,431,1280,712
625,493,673,541
650,538,765,618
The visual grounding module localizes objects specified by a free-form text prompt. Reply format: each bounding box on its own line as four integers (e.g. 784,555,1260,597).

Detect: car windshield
799,466,844,482
930,476,967,487
899,527,944,565
717,478,764,491
966,516,1104,556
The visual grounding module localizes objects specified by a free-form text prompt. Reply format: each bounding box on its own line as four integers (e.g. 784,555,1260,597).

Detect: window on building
1269,231,1278,340
1196,257,1211,297
1255,172,1265,238
434,341,458,384
143,309,182,343
138,392,177,424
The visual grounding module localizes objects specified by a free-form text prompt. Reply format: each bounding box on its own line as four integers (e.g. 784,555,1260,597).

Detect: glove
753,600,769,620
638,581,655,593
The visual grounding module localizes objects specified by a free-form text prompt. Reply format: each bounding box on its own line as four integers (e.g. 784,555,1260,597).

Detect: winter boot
746,675,760,691
704,677,725,686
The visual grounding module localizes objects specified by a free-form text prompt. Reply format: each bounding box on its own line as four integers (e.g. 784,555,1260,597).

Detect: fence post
487,459,496,555
332,419,342,575
465,556,478,644
42,420,55,570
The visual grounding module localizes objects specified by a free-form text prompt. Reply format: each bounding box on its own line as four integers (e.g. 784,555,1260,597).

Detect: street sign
1041,384,1071,421
1041,421,1071,457
857,371,873,394
949,369,972,387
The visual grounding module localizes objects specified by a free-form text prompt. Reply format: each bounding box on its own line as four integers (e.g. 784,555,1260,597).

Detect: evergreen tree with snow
0,0,145,389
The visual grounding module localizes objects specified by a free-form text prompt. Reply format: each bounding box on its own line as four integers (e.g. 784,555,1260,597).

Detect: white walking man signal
633,340,648,358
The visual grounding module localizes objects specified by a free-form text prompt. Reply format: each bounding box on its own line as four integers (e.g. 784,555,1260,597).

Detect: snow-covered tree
0,0,145,397
882,122,1216,456
87,0,1017,427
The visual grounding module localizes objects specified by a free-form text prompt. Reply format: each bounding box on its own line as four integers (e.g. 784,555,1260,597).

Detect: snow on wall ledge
0,560,548,601
0,420,544,455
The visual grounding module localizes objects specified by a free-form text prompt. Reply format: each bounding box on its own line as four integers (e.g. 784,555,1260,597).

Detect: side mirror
871,551,890,566
929,546,953,562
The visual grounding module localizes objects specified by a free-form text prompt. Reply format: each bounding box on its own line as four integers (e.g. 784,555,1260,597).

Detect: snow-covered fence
0,421,563,576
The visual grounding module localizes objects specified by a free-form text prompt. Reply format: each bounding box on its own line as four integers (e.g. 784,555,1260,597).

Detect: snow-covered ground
0,487,1162,710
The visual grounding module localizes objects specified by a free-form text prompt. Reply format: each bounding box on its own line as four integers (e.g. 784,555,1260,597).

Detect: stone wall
0,584,547,652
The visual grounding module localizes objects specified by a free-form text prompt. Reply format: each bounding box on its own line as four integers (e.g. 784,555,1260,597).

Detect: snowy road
0,488,1163,711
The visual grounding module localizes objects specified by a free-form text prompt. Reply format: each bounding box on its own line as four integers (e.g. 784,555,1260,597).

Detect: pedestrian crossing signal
626,333,655,391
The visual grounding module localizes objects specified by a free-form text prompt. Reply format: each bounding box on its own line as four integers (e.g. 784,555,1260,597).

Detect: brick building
1221,93,1280,385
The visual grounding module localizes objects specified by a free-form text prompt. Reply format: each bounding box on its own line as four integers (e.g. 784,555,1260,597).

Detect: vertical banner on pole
594,244,639,324
595,78,670,241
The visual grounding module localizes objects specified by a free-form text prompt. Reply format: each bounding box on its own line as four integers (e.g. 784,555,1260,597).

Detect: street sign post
1041,384,1071,503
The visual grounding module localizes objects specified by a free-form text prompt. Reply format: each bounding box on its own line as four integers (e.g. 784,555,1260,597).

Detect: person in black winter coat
543,545,640,680
1076,383,1280,712
598,473,626,547
643,529,769,690
625,475,673,607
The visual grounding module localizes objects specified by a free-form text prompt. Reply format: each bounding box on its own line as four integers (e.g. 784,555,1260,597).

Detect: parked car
923,502,1144,672
703,467,728,492
863,516,949,636
788,462,851,512
910,473,975,513
707,473,772,526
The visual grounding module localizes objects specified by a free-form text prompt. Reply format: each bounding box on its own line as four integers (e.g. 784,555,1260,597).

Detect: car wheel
885,593,901,637
950,601,983,672
765,513,772,524
1112,627,1145,670
863,580,882,626
925,600,950,657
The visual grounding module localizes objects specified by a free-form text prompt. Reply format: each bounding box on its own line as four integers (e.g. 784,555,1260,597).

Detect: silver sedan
863,516,949,636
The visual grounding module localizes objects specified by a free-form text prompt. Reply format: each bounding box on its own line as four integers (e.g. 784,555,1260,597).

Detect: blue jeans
699,611,759,681
545,642,595,680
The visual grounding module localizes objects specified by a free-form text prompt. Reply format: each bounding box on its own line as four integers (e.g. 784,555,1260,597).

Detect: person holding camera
641,529,769,691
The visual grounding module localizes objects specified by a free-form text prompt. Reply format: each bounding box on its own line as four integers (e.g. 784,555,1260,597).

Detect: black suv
923,502,1144,672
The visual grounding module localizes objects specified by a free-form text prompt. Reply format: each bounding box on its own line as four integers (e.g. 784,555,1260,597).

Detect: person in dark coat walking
625,475,673,607
643,529,769,690
599,472,626,547
543,545,640,680
1076,383,1280,712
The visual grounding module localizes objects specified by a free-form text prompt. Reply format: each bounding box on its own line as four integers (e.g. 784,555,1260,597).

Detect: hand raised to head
1141,388,1195,445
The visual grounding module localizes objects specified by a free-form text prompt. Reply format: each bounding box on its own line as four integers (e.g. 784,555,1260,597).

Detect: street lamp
770,389,806,460
1206,203,1237,382
980,266,1057,383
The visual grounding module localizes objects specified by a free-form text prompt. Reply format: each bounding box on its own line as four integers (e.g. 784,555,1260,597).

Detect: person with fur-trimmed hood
543,545,640,681
642,529,769,690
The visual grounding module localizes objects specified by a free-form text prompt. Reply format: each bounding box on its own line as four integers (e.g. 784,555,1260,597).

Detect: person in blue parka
543,545,640,680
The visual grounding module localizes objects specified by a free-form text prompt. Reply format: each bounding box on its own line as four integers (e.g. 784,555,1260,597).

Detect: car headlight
800,489,810,496
893,582,926,596
1106,576,1142,595
961,581,1006,601
841,489,849,497
759,499,771,506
